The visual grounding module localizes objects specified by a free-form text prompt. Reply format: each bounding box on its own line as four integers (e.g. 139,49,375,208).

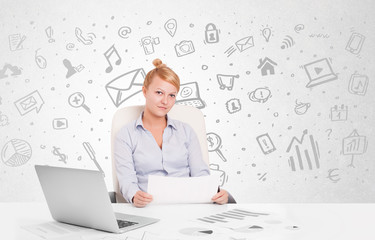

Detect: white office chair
111,104,209,203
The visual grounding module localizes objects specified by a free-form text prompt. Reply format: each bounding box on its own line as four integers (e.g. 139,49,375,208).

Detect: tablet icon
256,133,276,155
348,73,368,96
345,32,365,55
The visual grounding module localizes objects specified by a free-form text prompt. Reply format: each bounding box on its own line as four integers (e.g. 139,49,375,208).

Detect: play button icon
53,118,68,130
314,67,323,75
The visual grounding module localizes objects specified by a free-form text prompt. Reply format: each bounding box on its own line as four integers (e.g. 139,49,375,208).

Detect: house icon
257,57,277,76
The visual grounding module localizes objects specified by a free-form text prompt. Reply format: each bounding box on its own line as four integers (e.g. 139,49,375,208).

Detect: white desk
1,202,374,240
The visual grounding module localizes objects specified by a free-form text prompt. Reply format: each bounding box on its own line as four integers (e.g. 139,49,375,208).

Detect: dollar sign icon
207,136,214,148
52,146,67,164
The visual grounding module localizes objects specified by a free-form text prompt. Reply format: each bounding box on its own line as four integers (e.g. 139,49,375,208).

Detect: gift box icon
105,68,145,107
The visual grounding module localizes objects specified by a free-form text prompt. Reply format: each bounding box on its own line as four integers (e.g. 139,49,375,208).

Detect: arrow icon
314,67,323,75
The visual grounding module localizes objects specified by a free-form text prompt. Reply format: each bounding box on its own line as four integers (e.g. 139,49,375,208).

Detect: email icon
105,68,146,107
14,90,44,116
235,36,254,52
21,96,36,110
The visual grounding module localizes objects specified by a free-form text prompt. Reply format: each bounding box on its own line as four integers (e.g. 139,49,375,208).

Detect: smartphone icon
345,33,365,55
256,133,276,154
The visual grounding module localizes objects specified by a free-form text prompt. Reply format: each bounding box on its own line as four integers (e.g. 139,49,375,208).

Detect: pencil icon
82,142,105,177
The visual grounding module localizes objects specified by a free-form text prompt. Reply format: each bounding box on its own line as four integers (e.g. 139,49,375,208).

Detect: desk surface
1,202,375,240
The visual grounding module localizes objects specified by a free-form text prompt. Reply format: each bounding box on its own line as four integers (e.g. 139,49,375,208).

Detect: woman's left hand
211,189,229,204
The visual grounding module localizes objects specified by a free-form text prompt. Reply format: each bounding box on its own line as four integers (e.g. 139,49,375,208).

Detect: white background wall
1,0,374,202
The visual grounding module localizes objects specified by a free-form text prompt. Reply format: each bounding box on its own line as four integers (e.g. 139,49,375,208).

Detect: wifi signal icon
281,35,295,49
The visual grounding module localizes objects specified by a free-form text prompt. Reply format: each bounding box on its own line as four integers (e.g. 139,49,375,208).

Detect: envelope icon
105,68,146,107
235,36,254,52
14,90,44,116
20,96,37,110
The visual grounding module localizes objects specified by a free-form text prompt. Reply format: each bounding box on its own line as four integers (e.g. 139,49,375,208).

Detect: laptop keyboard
117,219,139,228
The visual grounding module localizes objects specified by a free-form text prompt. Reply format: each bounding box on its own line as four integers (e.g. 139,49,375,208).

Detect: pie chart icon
1,139,32,167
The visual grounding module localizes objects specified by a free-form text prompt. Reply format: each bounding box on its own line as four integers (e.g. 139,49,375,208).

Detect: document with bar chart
194,208,271,229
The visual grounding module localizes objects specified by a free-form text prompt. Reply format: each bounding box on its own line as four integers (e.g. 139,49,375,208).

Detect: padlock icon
205,23,219,44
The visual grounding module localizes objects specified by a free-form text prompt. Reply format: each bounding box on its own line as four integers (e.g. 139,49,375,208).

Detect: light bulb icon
262,28,271,42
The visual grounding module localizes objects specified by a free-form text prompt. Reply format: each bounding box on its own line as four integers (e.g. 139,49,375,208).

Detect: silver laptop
35,165,159,233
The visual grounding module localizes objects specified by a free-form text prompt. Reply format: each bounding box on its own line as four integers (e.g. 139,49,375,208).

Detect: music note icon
104,44,122,73
348,73,368,96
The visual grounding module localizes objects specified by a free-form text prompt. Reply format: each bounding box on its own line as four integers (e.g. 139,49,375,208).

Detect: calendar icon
330,105,348,121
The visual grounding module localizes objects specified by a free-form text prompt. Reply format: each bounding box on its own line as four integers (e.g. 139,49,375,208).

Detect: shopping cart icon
217,74,239,91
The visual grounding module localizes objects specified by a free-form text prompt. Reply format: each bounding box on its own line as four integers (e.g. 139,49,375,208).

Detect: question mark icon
325,129,332,139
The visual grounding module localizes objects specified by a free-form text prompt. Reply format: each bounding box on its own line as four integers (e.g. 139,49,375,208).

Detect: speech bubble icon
14,90,44,115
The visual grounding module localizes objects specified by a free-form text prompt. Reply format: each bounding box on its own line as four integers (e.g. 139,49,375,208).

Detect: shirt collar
136,111,177,130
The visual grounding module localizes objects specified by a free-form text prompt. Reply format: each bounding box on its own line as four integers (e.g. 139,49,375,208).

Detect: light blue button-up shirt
114,112,210,203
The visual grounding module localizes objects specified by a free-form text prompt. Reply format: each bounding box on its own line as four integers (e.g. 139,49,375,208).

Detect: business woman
115,59,230,207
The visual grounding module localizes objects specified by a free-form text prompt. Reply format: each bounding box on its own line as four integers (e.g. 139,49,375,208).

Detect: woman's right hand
132,191,153,208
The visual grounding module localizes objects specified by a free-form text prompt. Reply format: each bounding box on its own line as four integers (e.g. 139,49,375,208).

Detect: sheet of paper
147,175,220,204
22,221,91,239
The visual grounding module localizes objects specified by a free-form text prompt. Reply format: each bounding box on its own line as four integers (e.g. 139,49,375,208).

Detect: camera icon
140,36,160,55
175,40,195,57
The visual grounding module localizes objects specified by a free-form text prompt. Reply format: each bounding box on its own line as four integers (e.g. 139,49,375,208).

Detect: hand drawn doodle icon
164,19,177,37
1,139,32,167
14,90,44,116
175,82,205,109
217,74,239,90
105,68,145,107
207,132,227,162
348,73,368,96
286,129,320,171
342,130,367,168
204,23,219,44
304,58,337,88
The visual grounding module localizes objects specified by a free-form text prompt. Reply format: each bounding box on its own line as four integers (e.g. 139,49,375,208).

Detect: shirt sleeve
114,126,140,203
186,124,210,177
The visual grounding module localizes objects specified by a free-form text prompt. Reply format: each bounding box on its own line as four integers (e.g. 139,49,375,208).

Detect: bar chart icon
286,129,320,171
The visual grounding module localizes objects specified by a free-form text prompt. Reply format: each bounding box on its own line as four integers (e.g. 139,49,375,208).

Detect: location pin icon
164,18,177,37
262,28,271,42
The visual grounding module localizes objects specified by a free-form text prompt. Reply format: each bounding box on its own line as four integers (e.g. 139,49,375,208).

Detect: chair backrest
111,104,209,203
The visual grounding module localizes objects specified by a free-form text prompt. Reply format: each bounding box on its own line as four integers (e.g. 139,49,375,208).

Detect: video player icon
52,118,68,130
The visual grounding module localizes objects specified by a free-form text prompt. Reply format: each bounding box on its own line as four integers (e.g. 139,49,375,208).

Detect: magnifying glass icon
68,92,91,113
207,132,227,162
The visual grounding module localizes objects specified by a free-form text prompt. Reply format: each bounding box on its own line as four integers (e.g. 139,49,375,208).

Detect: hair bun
153,58,166,68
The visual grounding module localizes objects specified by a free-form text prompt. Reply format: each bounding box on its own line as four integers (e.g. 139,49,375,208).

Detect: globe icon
1,139,32,167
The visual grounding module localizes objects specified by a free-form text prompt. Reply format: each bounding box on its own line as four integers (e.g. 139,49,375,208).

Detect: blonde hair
143,59,180,92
